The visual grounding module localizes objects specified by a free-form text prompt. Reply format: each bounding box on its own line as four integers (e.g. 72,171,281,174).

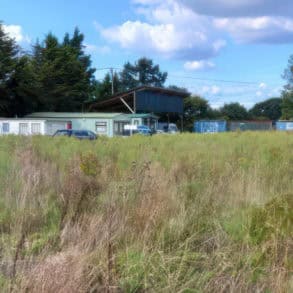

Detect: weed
0,132,291,292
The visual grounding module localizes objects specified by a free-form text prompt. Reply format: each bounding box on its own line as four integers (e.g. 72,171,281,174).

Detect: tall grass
0,132,292,292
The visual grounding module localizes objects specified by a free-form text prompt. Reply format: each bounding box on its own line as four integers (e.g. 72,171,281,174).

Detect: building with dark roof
89,86,189,114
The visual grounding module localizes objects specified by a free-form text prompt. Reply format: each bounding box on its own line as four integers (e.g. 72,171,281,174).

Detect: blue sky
1,0,293,108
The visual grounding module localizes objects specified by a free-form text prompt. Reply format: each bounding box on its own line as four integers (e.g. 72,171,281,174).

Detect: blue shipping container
276,121,293,131
194,120,227,133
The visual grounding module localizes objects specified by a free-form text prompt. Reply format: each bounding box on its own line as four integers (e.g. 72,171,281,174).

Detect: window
31,123,41,134
19,123,29,135
114,121,129,136
95,121,107,135
2,123,9,133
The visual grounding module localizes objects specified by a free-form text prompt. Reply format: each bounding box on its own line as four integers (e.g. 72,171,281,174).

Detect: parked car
157,123,179,134
123,125,153,136
136,125,152,135
53,129,97,140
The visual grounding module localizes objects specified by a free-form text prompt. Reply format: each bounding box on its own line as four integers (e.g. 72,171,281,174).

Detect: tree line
0,24,96,116
0,23,292,127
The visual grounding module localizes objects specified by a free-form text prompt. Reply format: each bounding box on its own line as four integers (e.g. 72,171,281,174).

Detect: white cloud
199,85,221,95
99,0,226,60
184,60,215,71
211,85,221,95
188,82,280,109
181,0,293,17
84,43,111,54
179,1,293,44
213,16,293,43
132,0,162,4
2,24,30,43
98,0,293,68
259,82,267,89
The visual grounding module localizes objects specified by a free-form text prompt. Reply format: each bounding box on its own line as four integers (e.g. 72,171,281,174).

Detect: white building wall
0,120,47,135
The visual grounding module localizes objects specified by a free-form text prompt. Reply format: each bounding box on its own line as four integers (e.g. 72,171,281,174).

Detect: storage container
194,120,227,133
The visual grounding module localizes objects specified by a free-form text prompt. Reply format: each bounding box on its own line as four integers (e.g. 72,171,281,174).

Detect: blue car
123,125,152,136
136,125,152,135
53,129,97,140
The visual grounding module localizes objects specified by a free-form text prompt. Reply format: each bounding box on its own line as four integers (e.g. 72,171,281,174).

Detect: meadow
0,132,292,292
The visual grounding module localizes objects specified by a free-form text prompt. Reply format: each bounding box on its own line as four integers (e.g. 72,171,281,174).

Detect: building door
114,121,129,136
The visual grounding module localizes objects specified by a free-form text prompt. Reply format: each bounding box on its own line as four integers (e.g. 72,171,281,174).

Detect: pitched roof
111,85,190,98
26,112,123,119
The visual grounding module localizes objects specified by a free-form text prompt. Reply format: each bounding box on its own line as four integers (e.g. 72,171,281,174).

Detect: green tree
7,55,40,116
94,72,121,100
33,28,96,112
281,55,293,119
249,98,282,120
120,57,167,90
168,85,188,92
283,55,293,91
281,91,293,119
183,96,210,131
0,22,19,116
220,102,249,120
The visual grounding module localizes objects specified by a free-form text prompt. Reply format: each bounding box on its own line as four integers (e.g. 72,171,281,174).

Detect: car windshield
169,125,178,131
88,131,96,136
54,130,71,136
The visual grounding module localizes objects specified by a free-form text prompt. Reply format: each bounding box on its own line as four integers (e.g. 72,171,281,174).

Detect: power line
168,74,259,85
96,67,120,95
96,66,262,85
96,66,284,96
95,67,120,71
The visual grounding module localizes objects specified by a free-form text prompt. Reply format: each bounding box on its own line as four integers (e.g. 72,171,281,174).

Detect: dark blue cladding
136,90,184,114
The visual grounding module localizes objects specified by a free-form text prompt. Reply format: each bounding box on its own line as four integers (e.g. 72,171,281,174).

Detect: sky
1,0,293,108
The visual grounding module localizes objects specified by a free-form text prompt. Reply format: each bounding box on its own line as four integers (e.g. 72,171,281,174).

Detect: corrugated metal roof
0,118,47,121
121,85,189,98
26,112,123,119
124,113,159,118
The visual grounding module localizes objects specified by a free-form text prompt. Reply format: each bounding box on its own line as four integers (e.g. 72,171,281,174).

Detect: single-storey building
0,118,47,135
25,112,158,136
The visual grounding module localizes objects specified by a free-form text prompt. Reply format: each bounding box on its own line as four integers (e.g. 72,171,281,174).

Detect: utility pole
110,68,114,95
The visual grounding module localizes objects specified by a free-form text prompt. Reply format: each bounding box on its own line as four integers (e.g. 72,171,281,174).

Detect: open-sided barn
89,86,189,115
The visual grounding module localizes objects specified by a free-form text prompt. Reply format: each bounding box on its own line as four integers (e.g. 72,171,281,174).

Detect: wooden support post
120,97,135,114
133,91,136,114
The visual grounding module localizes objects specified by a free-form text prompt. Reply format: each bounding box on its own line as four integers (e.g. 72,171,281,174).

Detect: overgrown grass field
0,132,292,292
